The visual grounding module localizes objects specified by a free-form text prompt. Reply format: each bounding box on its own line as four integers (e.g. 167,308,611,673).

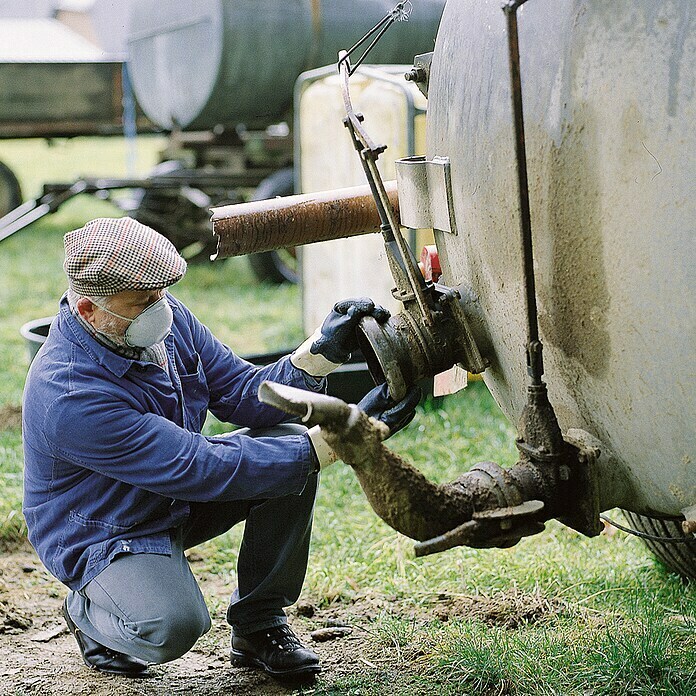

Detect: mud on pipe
258,382,576,555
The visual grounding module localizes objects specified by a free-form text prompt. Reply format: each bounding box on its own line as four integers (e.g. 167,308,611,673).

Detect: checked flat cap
64,217,187,296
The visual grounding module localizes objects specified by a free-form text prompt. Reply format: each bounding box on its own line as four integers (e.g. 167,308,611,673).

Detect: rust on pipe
210,180,399,259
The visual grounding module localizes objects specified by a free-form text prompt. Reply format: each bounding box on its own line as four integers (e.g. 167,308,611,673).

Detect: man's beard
96,313,130,348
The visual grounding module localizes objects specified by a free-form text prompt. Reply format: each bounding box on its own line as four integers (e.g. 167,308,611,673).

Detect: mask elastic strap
89,298,134,324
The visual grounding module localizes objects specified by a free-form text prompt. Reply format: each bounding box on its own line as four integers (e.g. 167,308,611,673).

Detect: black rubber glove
357,383,422,438
311,297,390,364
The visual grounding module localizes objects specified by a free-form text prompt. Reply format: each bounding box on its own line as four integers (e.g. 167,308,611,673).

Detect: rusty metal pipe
210,181,399,259
258,381,600,555
258,381,552,549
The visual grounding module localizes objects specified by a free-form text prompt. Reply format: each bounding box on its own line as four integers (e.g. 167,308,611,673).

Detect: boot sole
230,649,322,678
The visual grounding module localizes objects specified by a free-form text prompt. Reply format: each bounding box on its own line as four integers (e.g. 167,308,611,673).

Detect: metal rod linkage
338,51,433,324
503,0,544,384
337,2,413,76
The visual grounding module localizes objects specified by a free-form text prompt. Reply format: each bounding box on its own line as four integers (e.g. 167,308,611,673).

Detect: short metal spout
260,381,475,542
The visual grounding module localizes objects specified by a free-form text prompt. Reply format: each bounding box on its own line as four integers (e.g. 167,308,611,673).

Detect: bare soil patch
425,588,570,629
0,547,571,695
0,405,21,431
0,547,381,696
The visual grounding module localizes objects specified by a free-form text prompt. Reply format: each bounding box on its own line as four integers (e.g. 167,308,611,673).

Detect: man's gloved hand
306,426,339,472
291,297,390,378
305,382,421,472
313,298,390,364
358,383,422,438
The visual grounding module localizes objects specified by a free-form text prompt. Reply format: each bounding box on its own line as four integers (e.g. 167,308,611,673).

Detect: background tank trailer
0,0,447,280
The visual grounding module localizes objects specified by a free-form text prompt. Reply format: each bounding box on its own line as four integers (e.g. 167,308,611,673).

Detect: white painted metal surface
0,18,108,61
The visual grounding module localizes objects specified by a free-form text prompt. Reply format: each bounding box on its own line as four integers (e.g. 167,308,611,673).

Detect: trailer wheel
247,168,299,285
0,160,22,217
129,161,218,264
248,247,299,285
621,510,696,580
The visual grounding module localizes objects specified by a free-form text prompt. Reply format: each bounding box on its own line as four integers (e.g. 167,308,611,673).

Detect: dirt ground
0,406,22,431
0,546,377,696
0,545,572,696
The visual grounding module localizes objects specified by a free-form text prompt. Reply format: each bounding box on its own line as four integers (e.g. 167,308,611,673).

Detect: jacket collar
57,294,177,378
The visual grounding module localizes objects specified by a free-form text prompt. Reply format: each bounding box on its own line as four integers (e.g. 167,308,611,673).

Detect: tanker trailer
211,0,695,578
123,0,446,273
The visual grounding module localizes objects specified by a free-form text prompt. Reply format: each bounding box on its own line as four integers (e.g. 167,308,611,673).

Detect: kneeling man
22,218,418,679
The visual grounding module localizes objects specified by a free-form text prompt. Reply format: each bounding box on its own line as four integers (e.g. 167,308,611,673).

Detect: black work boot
231,624,321,680
62,600,149,677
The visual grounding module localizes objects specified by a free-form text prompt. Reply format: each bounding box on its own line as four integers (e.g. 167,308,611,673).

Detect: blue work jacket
22,293,320,590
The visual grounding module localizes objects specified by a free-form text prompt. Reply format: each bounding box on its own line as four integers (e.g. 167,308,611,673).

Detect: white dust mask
92,296,173,348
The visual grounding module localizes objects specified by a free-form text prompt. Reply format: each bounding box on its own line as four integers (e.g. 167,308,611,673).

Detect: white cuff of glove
290,326,343,377
307,425,339,469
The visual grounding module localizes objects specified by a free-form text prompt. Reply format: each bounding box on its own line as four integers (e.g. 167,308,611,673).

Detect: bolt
500,520,513,531
682,519,696,535
405,67,426,83
559,465,571,481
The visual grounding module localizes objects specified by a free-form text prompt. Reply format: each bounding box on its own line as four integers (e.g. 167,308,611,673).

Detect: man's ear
76,297,98,325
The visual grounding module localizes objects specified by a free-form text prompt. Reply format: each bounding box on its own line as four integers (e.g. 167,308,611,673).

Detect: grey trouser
65,423,318,664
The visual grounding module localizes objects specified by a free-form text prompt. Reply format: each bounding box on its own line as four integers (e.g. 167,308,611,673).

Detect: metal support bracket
395,155,458,235
404,51,433,98
559,429,603,537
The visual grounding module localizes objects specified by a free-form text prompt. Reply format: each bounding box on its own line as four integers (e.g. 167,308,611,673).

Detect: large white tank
427,0,695,518
126,0,445,130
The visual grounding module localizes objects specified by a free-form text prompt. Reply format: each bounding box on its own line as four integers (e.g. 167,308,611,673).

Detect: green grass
0,134,168,199
0,138,694,694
